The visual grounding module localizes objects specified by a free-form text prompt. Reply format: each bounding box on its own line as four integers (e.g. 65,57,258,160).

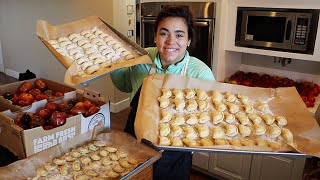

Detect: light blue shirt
110,47,215,98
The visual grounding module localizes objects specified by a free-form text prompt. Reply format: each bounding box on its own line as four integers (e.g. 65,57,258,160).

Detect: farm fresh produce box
0,90,110,159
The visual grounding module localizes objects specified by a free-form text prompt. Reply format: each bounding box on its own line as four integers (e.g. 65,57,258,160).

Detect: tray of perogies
37,16,152,86
154,88,298,155
47,27,135,76
135,74,320,157
0,130,162,180
32,140,144,179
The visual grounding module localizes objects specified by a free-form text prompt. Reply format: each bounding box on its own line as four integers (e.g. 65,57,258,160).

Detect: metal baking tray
140,139,310,158
156,145,310,158
122,150,163,179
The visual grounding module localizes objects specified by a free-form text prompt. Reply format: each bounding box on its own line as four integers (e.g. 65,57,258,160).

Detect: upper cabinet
225,0,320,62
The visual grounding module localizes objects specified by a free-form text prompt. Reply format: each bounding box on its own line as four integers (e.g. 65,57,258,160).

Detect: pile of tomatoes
225,71,320,108
2,79,64,107
14,99,100,130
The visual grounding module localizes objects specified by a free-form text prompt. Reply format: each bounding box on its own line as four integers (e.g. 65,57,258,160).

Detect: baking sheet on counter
37,16,152,86
135,73,320,157
0,124,161,179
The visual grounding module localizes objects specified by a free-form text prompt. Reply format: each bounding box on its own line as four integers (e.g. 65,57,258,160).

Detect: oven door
141,18,156,48
240,11,295,50
141,18,214,68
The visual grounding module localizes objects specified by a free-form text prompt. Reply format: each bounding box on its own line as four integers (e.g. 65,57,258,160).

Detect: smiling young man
110,4,215,180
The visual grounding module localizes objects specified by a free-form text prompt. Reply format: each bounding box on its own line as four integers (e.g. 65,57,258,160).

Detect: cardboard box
0,78,76,112
0,90,110,159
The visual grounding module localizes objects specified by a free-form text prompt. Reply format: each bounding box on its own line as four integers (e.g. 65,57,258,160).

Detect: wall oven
236,7,319,54
140,2,215,68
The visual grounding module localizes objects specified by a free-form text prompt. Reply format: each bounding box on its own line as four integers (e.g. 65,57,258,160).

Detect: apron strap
149,57,189,75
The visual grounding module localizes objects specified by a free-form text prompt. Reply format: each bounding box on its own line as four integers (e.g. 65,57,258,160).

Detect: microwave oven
236,8,319,54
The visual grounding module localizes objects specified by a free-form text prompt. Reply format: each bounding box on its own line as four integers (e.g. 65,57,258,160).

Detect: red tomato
34,79,47,92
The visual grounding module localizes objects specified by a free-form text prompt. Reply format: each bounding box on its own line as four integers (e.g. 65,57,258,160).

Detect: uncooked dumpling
257,103,269,112
171,114,185,125
247,113,262,124
224,112,236,124
186,99,198,111
275,116,287,126
157,97,170,108
195,125,210,138
211,90,223,102
237,94,249,104
235,113,250,125
200,138,213,146
159,123,170,136
170,125,183,137
255,138,267,147
226,102,239,114
266,125,281,138
212,110,224,124
267,140,281,149
240,139,255,146
229,139,242,146
186,114,198,125
195,89,208,100
213,100,227,111
225,92,237,102
58,37,69,43
173,98,185,111
243,104,254,114
184,89,196,99
182,138,199,147
160,109,172,123
253,124,266,136
214,139,229,145
212,127,225,139
238,124,251,137
223,124,238,137
197,100,209,111
182,126,198,139
161,88,172,98
198,112,210,124
159,136,171,146
172,89,184,99
281,128,293,142
170,138,184,147
260,114,275,125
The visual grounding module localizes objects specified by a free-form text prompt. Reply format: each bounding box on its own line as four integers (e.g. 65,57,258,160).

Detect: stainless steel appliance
140,2,215,68
236,8,319,54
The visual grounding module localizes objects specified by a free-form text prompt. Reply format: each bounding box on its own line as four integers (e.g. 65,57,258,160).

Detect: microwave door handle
285,20,292,40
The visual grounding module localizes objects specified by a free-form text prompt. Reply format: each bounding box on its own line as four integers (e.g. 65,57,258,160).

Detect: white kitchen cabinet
193,153,306,180
250,155,306,180
208,153,252,180
193,152,210,170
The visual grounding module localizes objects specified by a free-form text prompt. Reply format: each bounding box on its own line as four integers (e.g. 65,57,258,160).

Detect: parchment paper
0,123,161,179
135,73,320,157
37,16,152,86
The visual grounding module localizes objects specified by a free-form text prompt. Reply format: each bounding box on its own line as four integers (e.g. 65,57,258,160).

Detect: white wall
0,0,114,79
0,0,134,112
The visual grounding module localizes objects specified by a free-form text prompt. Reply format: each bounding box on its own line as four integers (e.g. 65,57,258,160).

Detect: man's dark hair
154,4,194,40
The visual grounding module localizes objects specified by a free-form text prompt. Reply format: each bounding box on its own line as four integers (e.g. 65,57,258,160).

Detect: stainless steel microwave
236,8,318,53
